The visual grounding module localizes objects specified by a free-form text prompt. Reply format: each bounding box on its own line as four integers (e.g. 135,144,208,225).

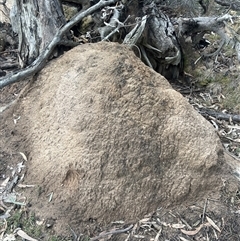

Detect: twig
101,19,124,41
0,62,19,69
0,0,118,89
154,227,162,241
202,198,208,224
102,15,130,41
199,108,240,123
99,6,122,40
69,226,78,241
140,45,153,68
203,39,225,58
90,224,133,241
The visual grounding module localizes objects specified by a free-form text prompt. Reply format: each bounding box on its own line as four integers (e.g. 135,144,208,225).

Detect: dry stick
0,62,19,69
154,227,162,241
199,108,240,123
202,198,208,224
0,0,118,89
90,224,133,241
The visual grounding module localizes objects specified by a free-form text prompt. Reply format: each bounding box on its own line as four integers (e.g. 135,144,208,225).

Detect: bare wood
177,14,239,58
11,0,66,66
0,62,19,69
0,0,118,89
215,0,240,11
178,14,237,38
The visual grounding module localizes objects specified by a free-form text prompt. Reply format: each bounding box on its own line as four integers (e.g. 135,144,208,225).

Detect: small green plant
6,209,23,231
6,208,42,239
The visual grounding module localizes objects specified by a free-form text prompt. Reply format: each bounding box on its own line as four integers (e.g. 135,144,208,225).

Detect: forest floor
1,52,240,241
1,8,240,241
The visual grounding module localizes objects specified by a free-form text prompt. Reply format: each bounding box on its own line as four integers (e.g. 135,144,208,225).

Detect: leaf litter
1,31,240,240
0,152,36,241
79,198,240,240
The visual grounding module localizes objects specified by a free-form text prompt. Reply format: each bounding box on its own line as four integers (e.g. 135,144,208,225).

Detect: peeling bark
1,0,239,89
145,4,182,80
10,0,66,66
124,1,183,80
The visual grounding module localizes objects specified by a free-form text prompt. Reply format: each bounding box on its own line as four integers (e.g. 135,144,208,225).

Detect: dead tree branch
199,108,240,123
178,14,236,33
214,0,240,11
177,14,240,58
124,1,183,80
0,0,118,89
99,4,124,40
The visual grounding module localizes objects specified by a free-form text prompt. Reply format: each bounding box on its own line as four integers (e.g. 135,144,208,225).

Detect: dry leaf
213,228,218,239
3,193,17,203
152,222,162,231
181,223,211,236
0,211,11,219
160,221,169,227
13,116,20,125
139,218,150,224
18,184,35,188
19,152,28,162
172,223,186,229
0,205,5,211
0,177,10,189
16,229,38,241
111,220,124,224
133,235,145,239
179,237,190,241
180,224,204,236
227,125,240,130
206,216,221,232
47,192,53,202
3,233,16,241
36,220,44,226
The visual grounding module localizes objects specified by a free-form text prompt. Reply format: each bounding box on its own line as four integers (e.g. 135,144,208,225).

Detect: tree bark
0,0,237,89
10,0,66,66
124,0,183,80
144,3,183,80
0,0,118,89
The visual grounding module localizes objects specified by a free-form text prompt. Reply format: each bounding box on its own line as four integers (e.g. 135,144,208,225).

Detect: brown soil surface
1,42,240,240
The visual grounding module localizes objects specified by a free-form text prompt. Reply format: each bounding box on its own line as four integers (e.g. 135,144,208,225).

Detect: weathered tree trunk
10,0,66,66
0,0,236,89
124,0,183,81
143,2,183,80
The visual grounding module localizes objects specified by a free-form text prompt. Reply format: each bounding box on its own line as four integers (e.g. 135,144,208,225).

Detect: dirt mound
0,42,231,234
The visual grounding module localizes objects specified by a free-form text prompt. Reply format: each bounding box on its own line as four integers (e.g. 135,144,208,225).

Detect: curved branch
177,14,237,36
177,14,239,58
0,0,118,89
